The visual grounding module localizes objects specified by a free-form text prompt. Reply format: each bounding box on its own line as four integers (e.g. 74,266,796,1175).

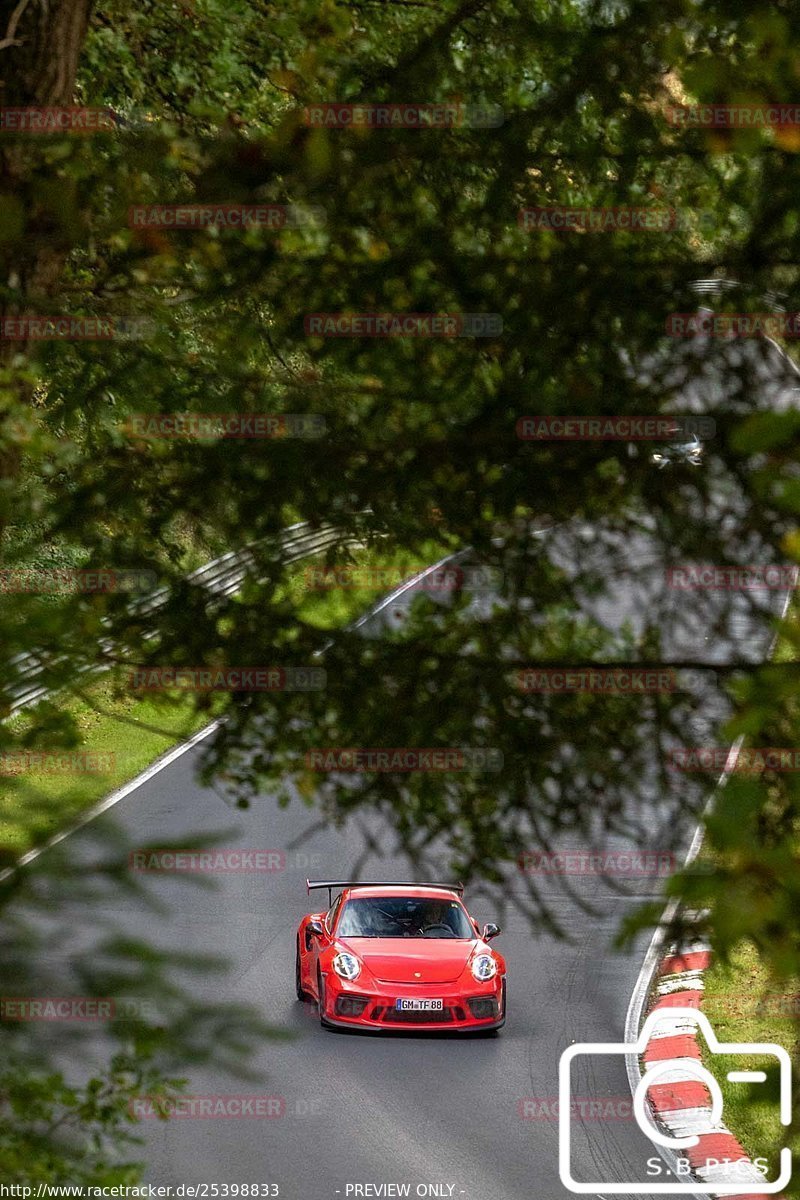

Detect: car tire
295,937,308,1001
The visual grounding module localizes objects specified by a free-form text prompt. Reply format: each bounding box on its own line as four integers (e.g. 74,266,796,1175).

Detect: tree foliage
1,0,800,1181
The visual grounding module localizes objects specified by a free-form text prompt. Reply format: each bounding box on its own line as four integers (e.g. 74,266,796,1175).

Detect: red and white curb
639,936,776,1198
624,593,795,1197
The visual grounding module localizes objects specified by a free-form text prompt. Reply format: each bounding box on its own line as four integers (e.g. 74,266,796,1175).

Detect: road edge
624,586,795,1198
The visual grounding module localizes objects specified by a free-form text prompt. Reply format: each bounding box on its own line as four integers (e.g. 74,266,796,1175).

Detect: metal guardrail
687,278,786,310
6,522,358,715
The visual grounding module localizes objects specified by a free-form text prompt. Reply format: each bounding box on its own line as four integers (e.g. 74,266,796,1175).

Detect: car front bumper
322,1011,506,1033
320,975,506,1032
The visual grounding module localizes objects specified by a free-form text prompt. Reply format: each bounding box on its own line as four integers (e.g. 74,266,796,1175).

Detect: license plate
395,998,444,1011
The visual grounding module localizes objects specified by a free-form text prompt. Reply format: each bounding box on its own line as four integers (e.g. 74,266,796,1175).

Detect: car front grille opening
334,995,370,1017
365,1004,471,1024
384,1006,456,1024
467,997,499,1020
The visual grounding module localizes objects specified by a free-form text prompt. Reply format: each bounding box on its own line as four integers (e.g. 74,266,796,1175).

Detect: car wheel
295,938,307,1001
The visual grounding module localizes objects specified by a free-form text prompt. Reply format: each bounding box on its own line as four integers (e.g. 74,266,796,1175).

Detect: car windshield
337,896,474,939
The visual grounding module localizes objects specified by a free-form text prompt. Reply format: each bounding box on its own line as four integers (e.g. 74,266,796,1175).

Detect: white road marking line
0,719,221,884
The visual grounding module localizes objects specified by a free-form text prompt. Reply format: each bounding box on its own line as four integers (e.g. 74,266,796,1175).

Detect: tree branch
0,0,31,52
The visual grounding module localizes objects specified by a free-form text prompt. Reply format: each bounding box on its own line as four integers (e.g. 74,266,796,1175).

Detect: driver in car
418,900,459,936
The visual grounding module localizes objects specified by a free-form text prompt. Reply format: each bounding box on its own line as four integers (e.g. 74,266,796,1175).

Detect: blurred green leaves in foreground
2,0,800,1183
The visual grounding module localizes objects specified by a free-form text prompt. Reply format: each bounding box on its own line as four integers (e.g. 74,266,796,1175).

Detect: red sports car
296,880,506,1032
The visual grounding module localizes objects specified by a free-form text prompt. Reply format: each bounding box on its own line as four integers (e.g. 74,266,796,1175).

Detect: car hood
338,937,477,984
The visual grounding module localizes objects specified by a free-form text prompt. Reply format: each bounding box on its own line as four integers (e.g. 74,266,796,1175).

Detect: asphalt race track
10,328,800,1199
76,756,673,1199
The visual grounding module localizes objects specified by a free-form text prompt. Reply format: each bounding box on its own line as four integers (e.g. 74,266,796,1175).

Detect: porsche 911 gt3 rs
296,880,506,1032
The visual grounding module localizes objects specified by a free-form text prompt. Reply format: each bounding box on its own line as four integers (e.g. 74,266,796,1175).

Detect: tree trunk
0,0,92,106
0,0,93,554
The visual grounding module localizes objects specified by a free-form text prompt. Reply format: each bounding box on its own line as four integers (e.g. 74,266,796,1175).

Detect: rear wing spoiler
306,879,465,907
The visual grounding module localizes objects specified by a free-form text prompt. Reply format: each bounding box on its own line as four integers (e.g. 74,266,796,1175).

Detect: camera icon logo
559,1007,792,1194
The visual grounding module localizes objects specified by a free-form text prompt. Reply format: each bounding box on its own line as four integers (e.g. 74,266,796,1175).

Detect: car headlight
471,953,497,982
332,952,362,981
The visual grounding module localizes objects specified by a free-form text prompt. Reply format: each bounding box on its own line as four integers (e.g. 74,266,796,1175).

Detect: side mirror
482,922,501,942
308,919,324,939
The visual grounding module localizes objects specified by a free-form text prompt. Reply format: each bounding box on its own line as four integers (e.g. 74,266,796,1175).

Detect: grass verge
701,944,798,1181
0,538,450,864
0,680,214,864
694,602,799,1182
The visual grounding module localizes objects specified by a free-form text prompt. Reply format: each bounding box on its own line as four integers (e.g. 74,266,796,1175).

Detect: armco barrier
6,522,362,715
